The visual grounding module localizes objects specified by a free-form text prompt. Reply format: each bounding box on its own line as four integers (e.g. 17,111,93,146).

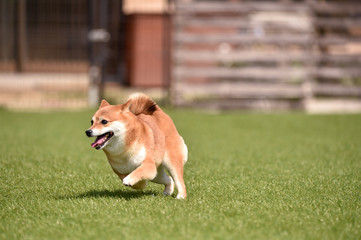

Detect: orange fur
126,93,157,115
86,93,187,199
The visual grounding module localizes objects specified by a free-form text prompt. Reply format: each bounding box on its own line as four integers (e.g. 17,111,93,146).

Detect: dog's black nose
85,129,93,137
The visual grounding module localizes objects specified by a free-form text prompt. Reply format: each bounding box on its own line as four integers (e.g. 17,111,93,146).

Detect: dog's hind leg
151,165,174,196
164,154,187,199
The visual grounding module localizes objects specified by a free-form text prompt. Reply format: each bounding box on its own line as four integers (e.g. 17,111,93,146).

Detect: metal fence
0,0,170,110
0,0,89,109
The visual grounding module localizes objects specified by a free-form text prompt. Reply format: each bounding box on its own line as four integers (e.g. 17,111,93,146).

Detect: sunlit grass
0,109,360,239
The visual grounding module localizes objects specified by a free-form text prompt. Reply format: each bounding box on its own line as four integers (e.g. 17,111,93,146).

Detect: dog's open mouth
91,132,114,149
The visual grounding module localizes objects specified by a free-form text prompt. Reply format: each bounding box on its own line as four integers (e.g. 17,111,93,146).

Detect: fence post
303,0,316,111
15,0,27,72
87,0,110,107
88,66,101,107
162,0,172,106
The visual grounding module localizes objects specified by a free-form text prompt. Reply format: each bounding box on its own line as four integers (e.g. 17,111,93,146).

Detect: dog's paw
176,194,186,200
123,176,135,187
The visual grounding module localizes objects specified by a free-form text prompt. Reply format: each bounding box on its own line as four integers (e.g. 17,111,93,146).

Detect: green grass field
0,108,360,240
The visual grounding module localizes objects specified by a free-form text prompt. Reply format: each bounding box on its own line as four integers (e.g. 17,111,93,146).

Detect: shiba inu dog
85,93,187,199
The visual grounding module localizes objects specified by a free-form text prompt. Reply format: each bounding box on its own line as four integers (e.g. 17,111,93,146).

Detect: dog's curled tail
127,93,157,115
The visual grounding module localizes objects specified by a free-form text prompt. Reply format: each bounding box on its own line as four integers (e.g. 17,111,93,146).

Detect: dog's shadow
58,189,158,201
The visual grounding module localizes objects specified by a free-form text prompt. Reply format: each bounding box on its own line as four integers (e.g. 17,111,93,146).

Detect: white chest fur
106,145,146,174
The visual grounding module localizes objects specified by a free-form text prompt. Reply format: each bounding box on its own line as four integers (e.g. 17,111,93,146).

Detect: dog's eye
101,120,108,125
90,120,94,125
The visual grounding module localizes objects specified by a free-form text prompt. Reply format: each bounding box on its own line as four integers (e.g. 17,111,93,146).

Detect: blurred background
0,0,360,112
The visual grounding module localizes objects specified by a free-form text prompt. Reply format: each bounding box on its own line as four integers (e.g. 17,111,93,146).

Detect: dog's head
85,93,157,151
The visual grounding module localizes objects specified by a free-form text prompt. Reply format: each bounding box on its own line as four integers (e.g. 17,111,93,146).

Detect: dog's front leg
123,158,157,187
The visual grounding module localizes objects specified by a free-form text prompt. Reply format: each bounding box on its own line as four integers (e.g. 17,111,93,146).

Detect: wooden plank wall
172,0,361,112
308,0,361,113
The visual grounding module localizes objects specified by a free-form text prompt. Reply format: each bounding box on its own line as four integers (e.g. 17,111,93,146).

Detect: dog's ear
99,99,110,109
121,99,132,113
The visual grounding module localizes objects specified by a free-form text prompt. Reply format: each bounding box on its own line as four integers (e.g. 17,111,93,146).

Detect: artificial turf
0,108,360,240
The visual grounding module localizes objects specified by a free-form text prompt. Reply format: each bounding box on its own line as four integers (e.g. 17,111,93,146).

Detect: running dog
85,93,187,199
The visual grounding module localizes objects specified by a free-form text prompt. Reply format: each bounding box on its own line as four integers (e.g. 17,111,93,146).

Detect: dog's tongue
91,135,106,148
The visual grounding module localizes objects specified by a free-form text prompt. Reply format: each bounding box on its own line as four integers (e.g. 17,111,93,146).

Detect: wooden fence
172,0,361,112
